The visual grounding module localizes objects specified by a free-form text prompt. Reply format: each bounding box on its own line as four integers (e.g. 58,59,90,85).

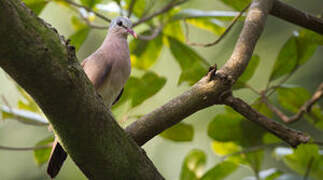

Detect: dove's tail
47,138,67,178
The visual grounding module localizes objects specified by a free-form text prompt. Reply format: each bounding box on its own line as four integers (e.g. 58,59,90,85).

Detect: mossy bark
0,0,163,179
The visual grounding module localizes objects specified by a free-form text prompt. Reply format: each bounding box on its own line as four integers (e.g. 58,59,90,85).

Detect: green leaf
125,0,146,18
117,71,166,107
220,0,251,11
69,27,90,51
168,36,208,85
270,30,320,81
211,140,241,156
234,55,260,89
180,149,206,180
23,0,48,15
16,86,41,113
283,144,323,180
306,106,323,130
269,36,298,81
33,136,54,166
208,112,243,142
297,30,319,65
130,31,163,70
185,19,225,35
201,161,237,180
80,0,102,8
262,133,281,144
164,22,185,42
277,86,311,113
69,16,91,51
252,98,273,118
160,123,193,142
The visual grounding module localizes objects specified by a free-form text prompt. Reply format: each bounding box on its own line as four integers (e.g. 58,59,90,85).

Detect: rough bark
0,0,163,179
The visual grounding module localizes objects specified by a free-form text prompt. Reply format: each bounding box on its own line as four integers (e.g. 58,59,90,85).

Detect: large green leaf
252,98,273,118
69,27,90,51
164,22,185,42
211,140,241,156
220,0,251,11
201,161,237,180
269,30,320,81
160,123,194,142
23,0,48,15
283,144,323,180
130,31,163,70
208,112,243,143
208,106,265,146
69,16,90,51
180,149,206,180
115,71,166,108
234,55,260,89
80,0,102,8
125,0,146,18
33,136,54,166
269,36,298,81
185,18,225,35
277,85,310,113
16,85,42,113
168,36,208,85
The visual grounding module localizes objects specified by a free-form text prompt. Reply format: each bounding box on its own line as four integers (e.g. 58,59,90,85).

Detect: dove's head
109,16,137,38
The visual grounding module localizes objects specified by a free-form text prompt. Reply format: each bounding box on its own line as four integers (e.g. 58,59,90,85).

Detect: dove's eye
117,21,123,26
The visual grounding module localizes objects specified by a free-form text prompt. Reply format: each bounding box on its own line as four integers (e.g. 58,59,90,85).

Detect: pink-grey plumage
47,16,135,178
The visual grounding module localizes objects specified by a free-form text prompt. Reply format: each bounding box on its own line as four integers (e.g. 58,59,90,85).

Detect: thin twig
245,83,262,95
79,11,109,29
127,0,137,17
184,3,250,47
132,0,188,27
303,156,314,180
137,25,163,40
262,82,323,124
62,0,111,22
0,143,52,151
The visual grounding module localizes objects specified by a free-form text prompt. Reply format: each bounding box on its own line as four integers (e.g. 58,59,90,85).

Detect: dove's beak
126,28,137,38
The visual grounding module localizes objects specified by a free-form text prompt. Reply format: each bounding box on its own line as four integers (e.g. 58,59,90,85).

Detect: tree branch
270,0,323,34
127,0,136,18
63,0,111,23
0,0,162,179
262,82,323,124
126,0,310,148
132,0,188,27
223,96,309,147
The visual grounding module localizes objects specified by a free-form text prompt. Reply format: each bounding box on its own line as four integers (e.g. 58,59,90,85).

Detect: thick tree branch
262,82,323,124
271,0,323,34
127,0,310,147
0,0,163,179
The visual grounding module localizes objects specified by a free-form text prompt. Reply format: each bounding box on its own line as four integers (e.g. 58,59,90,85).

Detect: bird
47,16,137,178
